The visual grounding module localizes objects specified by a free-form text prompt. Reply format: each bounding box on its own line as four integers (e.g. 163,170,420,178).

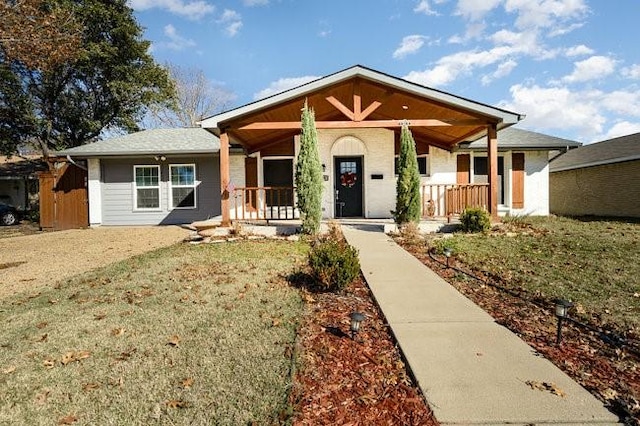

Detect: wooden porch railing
231,186,299,222
421,183,489,219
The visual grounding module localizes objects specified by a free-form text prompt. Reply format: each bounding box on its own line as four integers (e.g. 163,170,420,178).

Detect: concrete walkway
342,225,619,426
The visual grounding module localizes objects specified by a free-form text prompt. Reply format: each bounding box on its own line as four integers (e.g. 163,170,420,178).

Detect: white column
87,158,102,226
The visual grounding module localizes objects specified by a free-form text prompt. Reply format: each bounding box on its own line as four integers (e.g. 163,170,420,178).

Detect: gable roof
549,132,640,172
199,65,524,153
57,128,220,158
459,127,581,151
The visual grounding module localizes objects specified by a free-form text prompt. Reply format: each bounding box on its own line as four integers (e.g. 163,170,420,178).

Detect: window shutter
512,153,525,209
456,154,470,184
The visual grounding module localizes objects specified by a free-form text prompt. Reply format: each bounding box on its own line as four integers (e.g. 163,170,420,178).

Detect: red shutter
512,153,525,209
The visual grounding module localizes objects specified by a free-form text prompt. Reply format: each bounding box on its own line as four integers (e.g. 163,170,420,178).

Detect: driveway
0,226,188,299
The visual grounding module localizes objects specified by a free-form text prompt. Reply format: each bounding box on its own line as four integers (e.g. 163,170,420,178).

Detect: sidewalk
342,225,620,425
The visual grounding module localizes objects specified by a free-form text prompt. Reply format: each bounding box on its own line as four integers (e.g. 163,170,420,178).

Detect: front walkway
342,225,619,425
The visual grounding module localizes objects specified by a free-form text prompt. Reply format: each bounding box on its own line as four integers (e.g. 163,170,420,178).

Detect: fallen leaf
271,318,282,327
94,313,106,320
61,351,91,365
601,388,618,400
82,382,101,392
525,380,566,397
109,376,124,387
180,377,194,388
167,335,181,347
165,399,189,409
61,352,75,366
110,328,126,337
38,333,48,342
3,366,16,374
34,389,50,405
58,414,77,424
36,322,48,329
48,299,59,305
43,358,56,368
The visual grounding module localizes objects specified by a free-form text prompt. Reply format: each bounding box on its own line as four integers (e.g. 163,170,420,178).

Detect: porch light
554,299,573,346
443,247,453,268
349,312,365,341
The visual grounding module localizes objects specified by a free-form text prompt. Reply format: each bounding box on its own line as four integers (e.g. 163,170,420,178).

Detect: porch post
487,124,499,220
220,131,231,227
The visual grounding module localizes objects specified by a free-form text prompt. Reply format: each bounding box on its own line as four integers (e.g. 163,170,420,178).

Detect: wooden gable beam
325,96,355,120
238,118,488,130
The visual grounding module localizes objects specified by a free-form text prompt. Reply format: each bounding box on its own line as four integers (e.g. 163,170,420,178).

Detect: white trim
169,163,197,210
133,165,161,211
87,158,102,225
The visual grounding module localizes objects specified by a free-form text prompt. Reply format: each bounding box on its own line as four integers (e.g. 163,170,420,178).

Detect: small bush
308,237,360,292
460,207,491,233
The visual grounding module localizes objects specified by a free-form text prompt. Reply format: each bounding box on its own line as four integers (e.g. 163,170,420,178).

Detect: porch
229,183,488,222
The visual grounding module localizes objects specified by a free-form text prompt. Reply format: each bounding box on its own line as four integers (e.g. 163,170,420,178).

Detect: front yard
0,240,305,425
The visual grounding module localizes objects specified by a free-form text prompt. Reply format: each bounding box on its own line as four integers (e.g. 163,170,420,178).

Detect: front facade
58,66,577,227
550,132,640,218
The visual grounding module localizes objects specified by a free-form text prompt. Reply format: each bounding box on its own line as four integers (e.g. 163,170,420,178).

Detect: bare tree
146,63,235,128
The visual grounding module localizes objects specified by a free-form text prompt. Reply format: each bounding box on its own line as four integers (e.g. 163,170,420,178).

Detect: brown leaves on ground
165,399,189,409
167,335,181,347
525,380,566,397
58,414,78,424
400,241,640,425
60,351,90,366
290,278,438,425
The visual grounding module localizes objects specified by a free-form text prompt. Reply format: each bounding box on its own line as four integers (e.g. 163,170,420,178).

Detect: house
57,65,578,227
0,155,47,211
549,132,640,218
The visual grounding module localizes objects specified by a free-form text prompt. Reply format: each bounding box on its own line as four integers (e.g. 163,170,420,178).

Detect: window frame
394,154,429,176
169,163,197,210
133,165,161,211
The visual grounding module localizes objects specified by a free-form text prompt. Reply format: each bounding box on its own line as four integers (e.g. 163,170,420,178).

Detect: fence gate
39,163,89,230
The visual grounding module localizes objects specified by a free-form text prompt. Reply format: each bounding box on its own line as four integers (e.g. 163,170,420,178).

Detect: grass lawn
0,240,306,425
438,216,640,332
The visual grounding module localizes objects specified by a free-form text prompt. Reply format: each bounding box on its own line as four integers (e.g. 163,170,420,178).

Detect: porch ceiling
201,66,523,153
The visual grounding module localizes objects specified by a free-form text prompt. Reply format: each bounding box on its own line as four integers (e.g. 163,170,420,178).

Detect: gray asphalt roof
58,128,220,157
549,132,640,172
459,127,581,151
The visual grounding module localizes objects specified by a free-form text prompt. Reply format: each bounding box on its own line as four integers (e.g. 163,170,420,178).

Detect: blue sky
129,0,640,143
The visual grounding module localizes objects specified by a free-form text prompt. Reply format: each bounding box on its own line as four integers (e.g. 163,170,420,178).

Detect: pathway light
554,299,573,346
349,312,365,341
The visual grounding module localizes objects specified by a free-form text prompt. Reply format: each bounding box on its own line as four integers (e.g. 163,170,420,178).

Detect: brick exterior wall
550,160,640,218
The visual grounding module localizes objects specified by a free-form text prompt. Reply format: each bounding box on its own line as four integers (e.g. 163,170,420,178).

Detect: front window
394,155,429,176
134,165,160,210
170,164,196,209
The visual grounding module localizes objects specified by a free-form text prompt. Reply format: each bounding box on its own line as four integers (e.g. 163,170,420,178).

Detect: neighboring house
0,155,47,211
58,65,578,227
549,132,640,218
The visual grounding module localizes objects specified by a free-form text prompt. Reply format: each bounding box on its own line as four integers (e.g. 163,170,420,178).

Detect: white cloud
128,0,214,20
481,59,518,85
448,21,486,44
163,24,196,50
393,35,427,59
565,44,594,57
604,121,640,139
253,76,321,100
217,9,243,37
504,0,589,31
243,0,268,6
561,55,617,83
622,64,640,80
414,0,439,16
454,0,502,21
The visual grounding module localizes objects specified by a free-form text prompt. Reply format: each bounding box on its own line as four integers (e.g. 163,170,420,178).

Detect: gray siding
101,156,220,225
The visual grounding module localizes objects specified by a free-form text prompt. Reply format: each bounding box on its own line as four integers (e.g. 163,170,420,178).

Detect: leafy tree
295,100,323,234
393,124,421,224
145,63,235,128
0,0,174,157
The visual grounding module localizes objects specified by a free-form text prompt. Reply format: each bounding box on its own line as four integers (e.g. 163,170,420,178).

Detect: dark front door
334,157,363,218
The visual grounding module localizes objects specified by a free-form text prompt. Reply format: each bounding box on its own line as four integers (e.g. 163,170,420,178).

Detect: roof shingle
549,132,640,172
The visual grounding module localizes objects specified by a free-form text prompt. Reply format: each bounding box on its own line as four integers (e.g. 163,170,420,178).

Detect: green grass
441,216,640,331
0,240,306,425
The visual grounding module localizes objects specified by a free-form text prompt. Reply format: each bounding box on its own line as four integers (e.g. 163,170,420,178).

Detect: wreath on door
340,172,357,188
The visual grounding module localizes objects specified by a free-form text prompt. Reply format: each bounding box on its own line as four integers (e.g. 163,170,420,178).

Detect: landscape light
443,247,453,268
349,312,365,341
554,299,573,346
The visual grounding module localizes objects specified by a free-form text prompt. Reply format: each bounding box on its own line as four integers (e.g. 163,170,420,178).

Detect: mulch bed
289,277,438,425
398,239,640,426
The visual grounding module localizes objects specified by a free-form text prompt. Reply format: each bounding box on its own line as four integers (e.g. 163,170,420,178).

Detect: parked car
0,202,18,226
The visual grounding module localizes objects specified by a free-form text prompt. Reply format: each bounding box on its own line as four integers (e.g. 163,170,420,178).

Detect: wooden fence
39,163,88,230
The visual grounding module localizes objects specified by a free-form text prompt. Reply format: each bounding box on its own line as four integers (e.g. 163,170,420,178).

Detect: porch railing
421,183,489,219
231,186,299,222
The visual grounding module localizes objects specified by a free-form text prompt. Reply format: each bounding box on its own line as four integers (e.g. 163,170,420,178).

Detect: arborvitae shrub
460,207,491,233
